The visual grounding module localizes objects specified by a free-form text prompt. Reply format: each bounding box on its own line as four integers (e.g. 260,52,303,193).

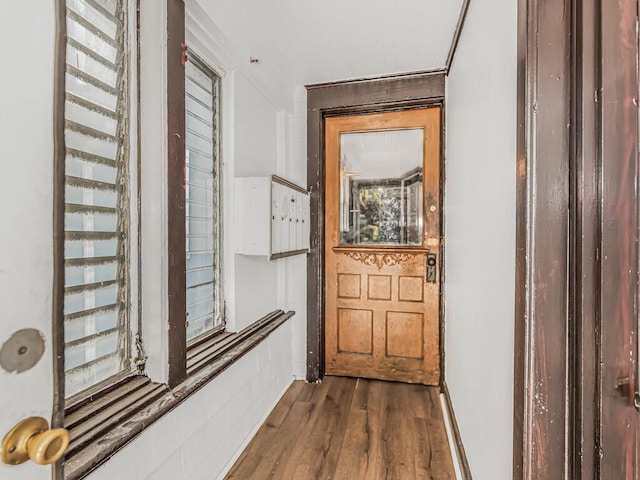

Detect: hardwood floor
225,376,456,480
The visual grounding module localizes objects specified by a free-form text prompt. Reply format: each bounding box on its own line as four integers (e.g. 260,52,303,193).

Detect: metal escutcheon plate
0,329,45,373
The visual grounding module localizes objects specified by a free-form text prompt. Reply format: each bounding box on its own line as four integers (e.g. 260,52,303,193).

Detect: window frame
167,35,229,386
184,50,226,345
60,0,141,407
52,1,294,478
164,0,188,387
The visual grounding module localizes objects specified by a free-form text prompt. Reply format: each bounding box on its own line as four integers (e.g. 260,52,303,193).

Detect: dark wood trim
571,0,599,476
515,0,640,477
52,0,67,478
437,105,446,383
306,72,445,382
186,310,285,374
513,0,573,478
269,250,309,261
272,174,308,194
166,0,187,387
307,72,445,110
305,69,446,91
441,382,472,479
598,0,639,475
63,310,295,480
445,0,471,73
513,1,531,471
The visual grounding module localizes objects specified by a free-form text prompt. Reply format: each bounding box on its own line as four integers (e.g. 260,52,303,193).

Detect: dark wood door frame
305,71,446,382
513,0,573,477
514,0,639,478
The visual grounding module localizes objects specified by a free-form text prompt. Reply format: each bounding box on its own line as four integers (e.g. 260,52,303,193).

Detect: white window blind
185,55,223,342
63,0,130,399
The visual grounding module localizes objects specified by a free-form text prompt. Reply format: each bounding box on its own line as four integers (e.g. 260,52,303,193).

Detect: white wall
285,87,309,378
232,72,281,329
444,0,517,479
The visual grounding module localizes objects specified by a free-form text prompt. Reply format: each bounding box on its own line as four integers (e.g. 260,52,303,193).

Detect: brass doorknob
1,417,69,465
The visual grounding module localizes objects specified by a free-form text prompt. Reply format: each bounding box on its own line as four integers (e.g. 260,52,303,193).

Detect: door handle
616,376,631,399
1,417,69,465
426,253,437,283
615,373,640,411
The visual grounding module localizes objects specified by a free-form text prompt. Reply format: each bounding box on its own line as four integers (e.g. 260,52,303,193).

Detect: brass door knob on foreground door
1,417,69,465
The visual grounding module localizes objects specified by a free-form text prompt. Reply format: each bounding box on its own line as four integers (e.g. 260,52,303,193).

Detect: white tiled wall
86,322,295,480
286,87,309,379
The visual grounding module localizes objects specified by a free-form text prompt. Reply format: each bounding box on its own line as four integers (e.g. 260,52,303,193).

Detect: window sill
62,309,295,480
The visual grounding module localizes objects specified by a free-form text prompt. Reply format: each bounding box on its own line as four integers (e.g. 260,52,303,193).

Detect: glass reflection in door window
339,128,424,246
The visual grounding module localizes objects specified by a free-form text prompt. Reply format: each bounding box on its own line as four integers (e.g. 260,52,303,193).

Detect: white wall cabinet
236,176,310,258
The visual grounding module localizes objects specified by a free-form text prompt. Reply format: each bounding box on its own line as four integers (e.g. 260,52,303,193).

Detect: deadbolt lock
426,253,437,283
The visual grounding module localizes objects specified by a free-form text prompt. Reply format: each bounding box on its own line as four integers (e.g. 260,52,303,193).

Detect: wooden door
324,107,441,385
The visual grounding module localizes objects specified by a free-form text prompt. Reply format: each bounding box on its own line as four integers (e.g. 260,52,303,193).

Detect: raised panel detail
386,312,423,359
338,273,361,299
368,275,392,300
338,309,373,354
398,276,424,302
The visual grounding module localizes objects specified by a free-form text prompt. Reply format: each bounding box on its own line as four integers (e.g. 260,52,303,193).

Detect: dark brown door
598,0,639,476
324,108,441,385
516,0,640,477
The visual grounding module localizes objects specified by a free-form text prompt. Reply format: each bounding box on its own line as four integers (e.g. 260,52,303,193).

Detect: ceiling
192,0,464,108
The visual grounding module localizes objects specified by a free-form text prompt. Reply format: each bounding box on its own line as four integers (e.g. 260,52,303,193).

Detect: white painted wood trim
440,392,465,480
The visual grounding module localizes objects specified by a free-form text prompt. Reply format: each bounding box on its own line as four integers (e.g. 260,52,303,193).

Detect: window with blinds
185,54,224,342
63,0,130,399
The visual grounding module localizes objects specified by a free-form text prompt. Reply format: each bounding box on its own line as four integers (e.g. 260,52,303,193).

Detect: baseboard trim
440,382,473,479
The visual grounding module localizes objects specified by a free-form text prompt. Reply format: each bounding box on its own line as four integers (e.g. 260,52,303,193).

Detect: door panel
599,0,639,475
0,3,57,479
324,107,441,385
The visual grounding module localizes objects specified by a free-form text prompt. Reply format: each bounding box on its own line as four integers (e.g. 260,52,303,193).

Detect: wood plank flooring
225,376,456,480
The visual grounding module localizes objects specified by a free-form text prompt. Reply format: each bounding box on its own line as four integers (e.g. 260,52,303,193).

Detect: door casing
514,0,640,478
305,71,446,383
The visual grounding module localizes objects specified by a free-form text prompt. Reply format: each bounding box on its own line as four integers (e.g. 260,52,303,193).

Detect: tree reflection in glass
339,128,424,246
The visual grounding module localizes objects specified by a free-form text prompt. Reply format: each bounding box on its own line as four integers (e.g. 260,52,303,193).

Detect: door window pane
339,128,424,246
